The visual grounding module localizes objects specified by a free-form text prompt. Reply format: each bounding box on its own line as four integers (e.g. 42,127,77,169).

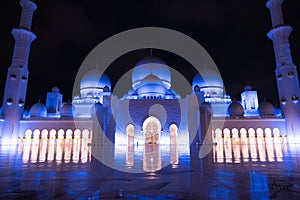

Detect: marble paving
0,137,300,199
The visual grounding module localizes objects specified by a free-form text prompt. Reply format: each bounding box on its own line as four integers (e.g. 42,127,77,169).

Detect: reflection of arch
126,124,135,146
169,124,178,144
142,116,161,144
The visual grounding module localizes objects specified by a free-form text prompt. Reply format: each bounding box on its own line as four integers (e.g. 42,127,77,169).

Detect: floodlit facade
0,0,300,148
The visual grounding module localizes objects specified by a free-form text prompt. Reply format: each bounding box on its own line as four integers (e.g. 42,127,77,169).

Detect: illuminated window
265,128,272,138
41,129,48,139
288,71,294,78
18,99,24,107
239,128,246,138
248,128,255,136
170,124,178,135
49,129,56,139
281,97,287,105
58,129,65,139
25,129,32,139
82,129,89,139
273,128,280,137
10,74,16,79
103,86,109,92
277,74,283,80
223,128,231,138
21,76,27,81
7,98,13,106
33,129,40,139
66,129,73,139
256,128,264,138
215,128,222,138
292,96,299,103
74,129,81,139
194,85,200,92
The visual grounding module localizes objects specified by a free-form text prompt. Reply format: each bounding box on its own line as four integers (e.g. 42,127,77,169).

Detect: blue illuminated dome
192,72,223,90
228,102,244,117
132,55,171,90
80,69,111,91
61,102,73,117
258,101,274,116
29,102,47,118
137,74,166,99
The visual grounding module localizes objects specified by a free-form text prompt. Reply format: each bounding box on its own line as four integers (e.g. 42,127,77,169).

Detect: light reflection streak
213,137,285,163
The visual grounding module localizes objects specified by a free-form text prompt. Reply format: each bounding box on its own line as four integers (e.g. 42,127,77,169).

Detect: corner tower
266,0,300,142
1,0,37,143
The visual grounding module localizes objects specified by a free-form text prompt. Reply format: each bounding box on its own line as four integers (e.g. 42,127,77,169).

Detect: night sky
0,0,300,108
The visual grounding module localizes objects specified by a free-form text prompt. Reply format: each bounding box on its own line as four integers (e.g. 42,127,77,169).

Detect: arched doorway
126,124,135,146
142,116,161,144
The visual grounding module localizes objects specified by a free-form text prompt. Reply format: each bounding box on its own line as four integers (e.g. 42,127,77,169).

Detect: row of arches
213,127,281,138
24,128,92,139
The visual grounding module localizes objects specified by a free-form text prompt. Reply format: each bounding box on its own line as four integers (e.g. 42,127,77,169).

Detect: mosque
1,0,300,149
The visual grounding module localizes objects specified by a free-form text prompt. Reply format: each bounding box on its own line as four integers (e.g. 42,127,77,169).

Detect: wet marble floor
0,138,300,199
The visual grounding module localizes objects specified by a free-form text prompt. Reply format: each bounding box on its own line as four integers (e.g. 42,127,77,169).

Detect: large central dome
80,69,111,91
132,55,171,89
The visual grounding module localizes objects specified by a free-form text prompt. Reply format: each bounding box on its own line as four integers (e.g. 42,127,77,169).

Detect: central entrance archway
142,116,161,144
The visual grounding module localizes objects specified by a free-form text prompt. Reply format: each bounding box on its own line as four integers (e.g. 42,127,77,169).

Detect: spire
266,0,300,143
266,0,284,28
19,0,37,30
1,0,37,143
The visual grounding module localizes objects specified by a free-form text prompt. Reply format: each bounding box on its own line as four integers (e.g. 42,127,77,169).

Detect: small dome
132,55,171,89
228,102,244,117
52,86,60,93
80,69,111,91
258,101,274,116
30,103,47,118
244,85,252,91
192,72,223,89
61,102,73,117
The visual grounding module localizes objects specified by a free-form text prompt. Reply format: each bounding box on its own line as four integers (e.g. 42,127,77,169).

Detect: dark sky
0,0,300,108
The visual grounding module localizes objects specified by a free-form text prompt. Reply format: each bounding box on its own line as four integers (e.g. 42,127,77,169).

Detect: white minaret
1,0,37,143
267,0,300,143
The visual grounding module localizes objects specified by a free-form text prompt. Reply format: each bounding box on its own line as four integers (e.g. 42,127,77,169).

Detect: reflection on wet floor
0,138,300,199
20,138,91,164
213,137,287,163
14,137,289,167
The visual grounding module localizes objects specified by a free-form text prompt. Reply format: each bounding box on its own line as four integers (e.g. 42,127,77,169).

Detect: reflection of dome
228,102,244,117
258,101,274,116
61,102,73,117
30,103,47,118
80,69,111,91
192,72,223,89
132,55,171,89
